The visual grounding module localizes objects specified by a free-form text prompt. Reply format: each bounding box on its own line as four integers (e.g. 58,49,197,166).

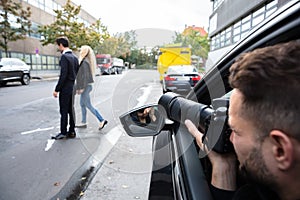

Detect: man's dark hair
56,37,69,47
229,40,300,140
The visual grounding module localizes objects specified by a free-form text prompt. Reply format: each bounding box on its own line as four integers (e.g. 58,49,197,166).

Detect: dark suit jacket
55,51,79,92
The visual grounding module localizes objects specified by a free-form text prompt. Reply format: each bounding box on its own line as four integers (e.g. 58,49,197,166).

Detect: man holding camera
185,41,300,200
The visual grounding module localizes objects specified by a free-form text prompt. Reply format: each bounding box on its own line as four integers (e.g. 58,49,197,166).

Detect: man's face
228,89,275,185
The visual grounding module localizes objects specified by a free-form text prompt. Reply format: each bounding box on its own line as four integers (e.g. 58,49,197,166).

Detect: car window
167,66,197,74
0,59,11,65
17,60,26,66
11,60,19,66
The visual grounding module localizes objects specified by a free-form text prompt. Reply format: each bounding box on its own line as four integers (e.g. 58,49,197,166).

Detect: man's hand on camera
185,119,237,191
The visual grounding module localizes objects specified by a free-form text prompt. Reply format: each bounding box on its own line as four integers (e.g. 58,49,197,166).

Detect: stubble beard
239,145,278,191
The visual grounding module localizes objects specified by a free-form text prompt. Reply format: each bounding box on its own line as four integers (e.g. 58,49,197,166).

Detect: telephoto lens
158,92,234,153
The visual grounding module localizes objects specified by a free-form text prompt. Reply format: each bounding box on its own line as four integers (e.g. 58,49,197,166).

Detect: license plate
176,77,189,81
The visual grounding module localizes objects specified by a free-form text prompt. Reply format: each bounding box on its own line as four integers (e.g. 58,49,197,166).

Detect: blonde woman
75,45,108,130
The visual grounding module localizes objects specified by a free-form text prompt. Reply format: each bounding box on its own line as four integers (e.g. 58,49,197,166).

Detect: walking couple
52,37,107,140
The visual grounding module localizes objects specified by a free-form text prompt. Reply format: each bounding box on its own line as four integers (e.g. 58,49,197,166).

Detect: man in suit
52,37,79,140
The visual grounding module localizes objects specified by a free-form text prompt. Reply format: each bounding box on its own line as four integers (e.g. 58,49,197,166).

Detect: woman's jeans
80,85,104,123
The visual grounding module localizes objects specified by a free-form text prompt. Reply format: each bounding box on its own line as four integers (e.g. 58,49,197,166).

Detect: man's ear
269,130,294,170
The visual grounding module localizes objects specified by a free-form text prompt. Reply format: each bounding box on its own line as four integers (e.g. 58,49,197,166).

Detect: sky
72,0,213,34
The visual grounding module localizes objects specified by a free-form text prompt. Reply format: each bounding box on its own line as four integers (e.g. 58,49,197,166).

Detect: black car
120,1,300,199
0,58,31,86
162,65,201,94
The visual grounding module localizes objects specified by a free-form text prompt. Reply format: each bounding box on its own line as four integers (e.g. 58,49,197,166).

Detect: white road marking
91,126,123,167
45,139,55,151
135,85,153,108
21,127,54,135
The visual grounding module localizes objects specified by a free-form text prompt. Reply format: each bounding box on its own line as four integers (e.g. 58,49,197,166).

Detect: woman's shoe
75,123,87,128
99,120,108,130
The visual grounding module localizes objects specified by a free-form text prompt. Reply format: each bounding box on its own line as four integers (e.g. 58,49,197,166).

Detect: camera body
158,92,234,154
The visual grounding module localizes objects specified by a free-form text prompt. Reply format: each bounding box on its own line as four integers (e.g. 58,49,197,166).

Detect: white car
0,58,31,86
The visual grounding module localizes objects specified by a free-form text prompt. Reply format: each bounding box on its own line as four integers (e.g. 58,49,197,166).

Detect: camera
158,92,234,154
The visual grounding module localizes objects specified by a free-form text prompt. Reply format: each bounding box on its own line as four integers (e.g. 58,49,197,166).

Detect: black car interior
183,3,300,199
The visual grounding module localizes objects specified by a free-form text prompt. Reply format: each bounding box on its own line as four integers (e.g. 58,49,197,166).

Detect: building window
28,0,39,8
45,0,55,15
233,21,241,43
252,6,265,27
210,0,278,51
266,0,278,17
29,22,41,39
225,27,232,46
219,29,226,48
10,52,24,60
213,0,225,11
24,54,32,65
241,15,251,38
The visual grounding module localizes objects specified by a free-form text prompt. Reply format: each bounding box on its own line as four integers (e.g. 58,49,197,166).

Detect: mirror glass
119,104,166,137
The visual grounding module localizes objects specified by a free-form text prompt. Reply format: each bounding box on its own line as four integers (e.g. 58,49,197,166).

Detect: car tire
0,81,7,86
21,74,30,85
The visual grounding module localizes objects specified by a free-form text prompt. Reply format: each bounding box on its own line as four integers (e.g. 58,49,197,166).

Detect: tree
96,30,137,59
38,0,109,50
0,0,31,57
174,30,210,67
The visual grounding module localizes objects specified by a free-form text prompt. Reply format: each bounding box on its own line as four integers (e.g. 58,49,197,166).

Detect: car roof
1,58,22,61
0,58,24,63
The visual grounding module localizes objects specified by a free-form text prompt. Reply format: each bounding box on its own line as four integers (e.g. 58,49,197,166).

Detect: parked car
120,1,300,199
0,58,31,86
162,65,201,94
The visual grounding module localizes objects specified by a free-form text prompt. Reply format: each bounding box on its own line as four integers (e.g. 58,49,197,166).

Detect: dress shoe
75,123,87,128
51,133,67,140
67,132,76,138
99,120,108,130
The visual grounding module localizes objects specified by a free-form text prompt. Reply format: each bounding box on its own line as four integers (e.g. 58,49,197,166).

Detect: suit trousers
59,84,75,134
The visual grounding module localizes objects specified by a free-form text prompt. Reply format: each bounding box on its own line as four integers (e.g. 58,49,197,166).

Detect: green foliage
174,30,210,60
38,0,109,50
0,0,31,57
127,46,159,67
96,30,137,59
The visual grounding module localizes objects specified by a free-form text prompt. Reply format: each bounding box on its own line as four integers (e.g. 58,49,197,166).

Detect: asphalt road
0,69,162,200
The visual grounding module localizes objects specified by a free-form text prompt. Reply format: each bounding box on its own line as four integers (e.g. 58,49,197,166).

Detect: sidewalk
80,131,152,200
31,70,59,80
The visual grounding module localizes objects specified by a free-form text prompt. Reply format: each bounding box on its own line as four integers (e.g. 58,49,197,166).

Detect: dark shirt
75,58,94,90
55,51,79,92
210,184,280,200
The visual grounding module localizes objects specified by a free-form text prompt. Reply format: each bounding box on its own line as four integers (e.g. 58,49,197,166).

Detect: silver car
0,58,31,86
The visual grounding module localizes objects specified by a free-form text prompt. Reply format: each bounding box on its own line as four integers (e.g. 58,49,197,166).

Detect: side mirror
119,104,166,137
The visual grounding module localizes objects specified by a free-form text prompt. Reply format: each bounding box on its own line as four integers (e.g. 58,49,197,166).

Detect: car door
120,1,300,199
150,1,300,199
0,59,15,80
11,59,25,79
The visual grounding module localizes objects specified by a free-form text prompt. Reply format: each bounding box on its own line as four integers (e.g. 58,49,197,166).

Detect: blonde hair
79,45,96,76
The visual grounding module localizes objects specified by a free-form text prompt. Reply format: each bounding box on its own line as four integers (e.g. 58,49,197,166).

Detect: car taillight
165,75,176,81
192,75,201,81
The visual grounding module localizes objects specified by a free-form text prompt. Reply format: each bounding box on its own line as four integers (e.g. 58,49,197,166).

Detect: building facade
0,0,97,71
206,0,291,70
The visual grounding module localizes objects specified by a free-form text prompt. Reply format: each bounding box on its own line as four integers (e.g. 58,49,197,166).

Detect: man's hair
56,36,69,47
229,40,300,140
